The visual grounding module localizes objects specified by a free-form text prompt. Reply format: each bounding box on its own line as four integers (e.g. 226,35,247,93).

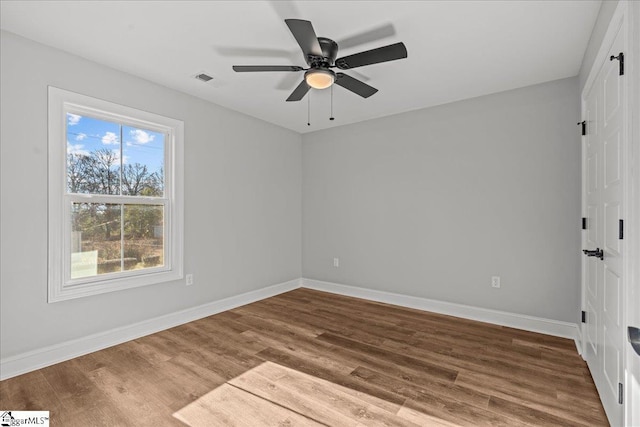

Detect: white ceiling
1,0,601,134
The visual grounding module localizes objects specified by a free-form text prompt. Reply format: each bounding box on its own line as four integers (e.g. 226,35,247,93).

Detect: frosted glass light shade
305,69,335,89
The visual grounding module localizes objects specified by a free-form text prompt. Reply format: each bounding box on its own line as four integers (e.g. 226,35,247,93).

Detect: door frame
580,0,638,424
625,1,640,424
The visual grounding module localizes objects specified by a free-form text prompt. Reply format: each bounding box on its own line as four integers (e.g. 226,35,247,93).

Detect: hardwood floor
0,288,608,426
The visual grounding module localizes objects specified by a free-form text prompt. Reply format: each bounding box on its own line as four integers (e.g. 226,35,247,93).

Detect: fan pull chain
330,85,335,121
307,95,310,126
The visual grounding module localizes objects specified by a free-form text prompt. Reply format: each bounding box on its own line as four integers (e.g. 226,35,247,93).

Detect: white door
583,72,600,382
582,17,627,427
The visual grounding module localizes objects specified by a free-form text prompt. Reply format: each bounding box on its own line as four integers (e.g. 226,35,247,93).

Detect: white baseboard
1,277,581,380
0,278,301,380
575,324,584,356
301,278,579,341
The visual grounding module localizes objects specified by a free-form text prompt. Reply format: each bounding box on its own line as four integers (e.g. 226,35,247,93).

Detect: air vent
195,73,214,82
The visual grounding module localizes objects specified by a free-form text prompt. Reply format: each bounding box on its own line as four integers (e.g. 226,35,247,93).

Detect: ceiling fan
232,19,408,101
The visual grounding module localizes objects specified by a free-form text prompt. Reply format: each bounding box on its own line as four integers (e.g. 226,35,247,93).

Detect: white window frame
48,87,184,302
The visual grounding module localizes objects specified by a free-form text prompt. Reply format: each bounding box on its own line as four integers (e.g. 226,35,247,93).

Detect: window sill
48,269,183,303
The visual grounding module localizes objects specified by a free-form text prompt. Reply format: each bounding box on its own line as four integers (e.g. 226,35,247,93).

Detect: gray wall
0,31,302,359
302,77,581,323
579,0,619,90
1,19,593,360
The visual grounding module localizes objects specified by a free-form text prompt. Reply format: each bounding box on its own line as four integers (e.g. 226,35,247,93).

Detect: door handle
582,248,604,260
629,327,640,356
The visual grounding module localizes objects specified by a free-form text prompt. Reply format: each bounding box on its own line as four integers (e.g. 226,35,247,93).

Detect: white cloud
129,129,155,144
101,131,119,145
75,133,87,141
67,113,81,126
67,142,89,156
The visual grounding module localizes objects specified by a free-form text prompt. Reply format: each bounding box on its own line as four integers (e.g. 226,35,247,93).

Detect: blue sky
66,113,165,174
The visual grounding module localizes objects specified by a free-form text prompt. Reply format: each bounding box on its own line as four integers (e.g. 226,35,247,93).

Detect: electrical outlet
186,274,194,286
491,276,501,288
333,257,340,267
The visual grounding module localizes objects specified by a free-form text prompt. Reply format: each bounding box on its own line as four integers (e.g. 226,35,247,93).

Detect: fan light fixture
232,19,408,101
305,69,335,89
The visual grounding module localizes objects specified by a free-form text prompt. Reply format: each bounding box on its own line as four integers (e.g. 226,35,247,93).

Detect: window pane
71,203,122,279
123,205,164,271
122,126,165,196
66,114,121,195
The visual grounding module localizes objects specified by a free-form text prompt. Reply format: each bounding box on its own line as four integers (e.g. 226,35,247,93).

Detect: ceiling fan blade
286,79,311,101
334,73,378,98
233,65,304,72
337,23,396,51
285,19,323,59
335,42,407,70
268,0,300,22
276,72,303,90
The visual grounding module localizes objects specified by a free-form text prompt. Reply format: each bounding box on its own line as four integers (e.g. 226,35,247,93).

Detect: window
48,87,183,302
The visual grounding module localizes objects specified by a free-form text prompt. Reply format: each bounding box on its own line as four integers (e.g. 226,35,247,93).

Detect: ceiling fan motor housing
307,37,338,67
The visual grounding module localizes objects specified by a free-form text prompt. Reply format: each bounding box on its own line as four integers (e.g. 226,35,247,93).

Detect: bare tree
122,163,149,196
67,149,164,242
87,148,120,195
67,153,92,193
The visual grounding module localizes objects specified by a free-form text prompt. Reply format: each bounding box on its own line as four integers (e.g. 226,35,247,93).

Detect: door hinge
581,310,586,323
582,217,587,230
619,219,624,239
577,120,586,136
610,52,624,76
618,382,623,404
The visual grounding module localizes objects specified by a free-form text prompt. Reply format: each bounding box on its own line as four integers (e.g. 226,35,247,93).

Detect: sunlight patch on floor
173,361,459,426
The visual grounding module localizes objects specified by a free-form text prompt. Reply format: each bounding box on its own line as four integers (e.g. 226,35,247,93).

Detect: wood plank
396,405,463,427
454,370,606,425
229,361,422,427
317,332,459,383
241,330,357,376
0,370,70,427
380,333,587,394
173,383,324,427
346,366,519,426
84,366,178,425
487,395,592,427
255,346,408,408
